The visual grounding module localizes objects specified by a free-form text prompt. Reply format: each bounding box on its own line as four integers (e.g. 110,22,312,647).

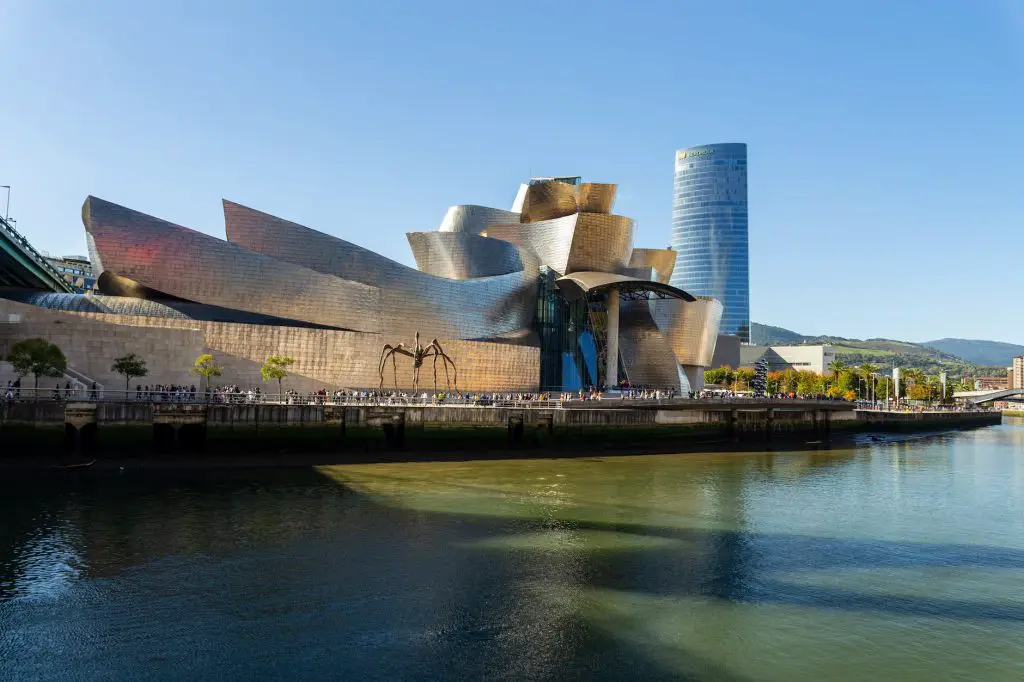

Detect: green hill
750,323,1006,376
921,338,1024,367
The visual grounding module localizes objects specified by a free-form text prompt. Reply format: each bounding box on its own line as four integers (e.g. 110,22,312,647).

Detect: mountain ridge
750,322,1020,375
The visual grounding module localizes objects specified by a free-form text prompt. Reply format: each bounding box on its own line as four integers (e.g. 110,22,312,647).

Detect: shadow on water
2,434,1024,680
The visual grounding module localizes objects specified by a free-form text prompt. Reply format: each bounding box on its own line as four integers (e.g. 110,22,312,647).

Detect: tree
734,367,756,391
260,355,295,395
190,353,223,391
796,370,823,397
704,367,734,386
111,353,148,392
5,338,67,391
829,358,850,383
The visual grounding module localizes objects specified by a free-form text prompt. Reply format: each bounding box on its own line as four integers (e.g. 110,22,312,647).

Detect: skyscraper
669,143,749,343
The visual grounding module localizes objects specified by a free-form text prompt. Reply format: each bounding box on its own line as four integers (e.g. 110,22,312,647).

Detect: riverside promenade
0,396,1002,461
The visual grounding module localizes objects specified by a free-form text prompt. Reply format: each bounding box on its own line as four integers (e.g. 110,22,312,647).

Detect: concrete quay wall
0,402,1002,459
854,409,1002,430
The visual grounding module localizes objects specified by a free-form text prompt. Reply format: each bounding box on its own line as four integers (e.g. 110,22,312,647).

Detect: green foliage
190,353,223,390
5,338,67,389
260,355,296,392
734,368,755,389
703,367,734,386
111,353,148,390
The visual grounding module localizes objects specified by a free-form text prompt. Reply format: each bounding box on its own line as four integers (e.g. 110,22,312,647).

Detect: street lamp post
1,186,9,223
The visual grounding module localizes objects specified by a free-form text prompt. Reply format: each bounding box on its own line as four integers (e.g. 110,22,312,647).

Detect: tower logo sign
677,148,714,160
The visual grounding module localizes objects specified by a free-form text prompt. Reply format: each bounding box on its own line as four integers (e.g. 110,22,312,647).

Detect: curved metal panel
407,232,525,280
97,271,190,301
565,213,634,274
84,196,382,333
223,199,401,287
619,300,682,389
628,248,676,284
555,271,695,302
485,213,633,276
438,205,520,234
511,184,529,213
221,197,540,337
0,290,335,328
576,183,616,214
221,198,539,340
519,181,579,223
649,296,723,368
86,197,538,341
483,215,577,275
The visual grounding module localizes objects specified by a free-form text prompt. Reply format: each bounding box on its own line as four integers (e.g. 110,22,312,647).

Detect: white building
1013,356,1024,390
740,345,836,375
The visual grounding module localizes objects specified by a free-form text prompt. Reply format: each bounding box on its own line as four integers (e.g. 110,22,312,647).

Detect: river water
2,420,1024,681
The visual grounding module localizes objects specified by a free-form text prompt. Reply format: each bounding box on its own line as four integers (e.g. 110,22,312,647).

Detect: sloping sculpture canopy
555,271,696,302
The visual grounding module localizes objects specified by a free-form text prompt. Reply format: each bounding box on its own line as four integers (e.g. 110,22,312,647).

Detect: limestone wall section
0,299,540,393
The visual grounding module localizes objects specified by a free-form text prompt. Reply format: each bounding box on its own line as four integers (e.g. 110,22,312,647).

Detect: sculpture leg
441,352,458,395
378,348,390,390
432,352,439,394
391,354,398,391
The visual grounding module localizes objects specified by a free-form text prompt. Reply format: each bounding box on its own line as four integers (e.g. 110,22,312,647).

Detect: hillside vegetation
921,338,1024,367
750,323,1008,376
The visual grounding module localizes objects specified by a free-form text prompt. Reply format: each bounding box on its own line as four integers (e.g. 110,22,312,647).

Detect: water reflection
2,422,1024,680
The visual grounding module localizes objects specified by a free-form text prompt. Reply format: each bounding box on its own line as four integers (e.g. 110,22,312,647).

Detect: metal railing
0,215,74,292
0,387,568,408
1,386,870,410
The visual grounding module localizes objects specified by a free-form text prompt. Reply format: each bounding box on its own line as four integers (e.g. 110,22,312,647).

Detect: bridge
953,389,1024,405
0,216,72,292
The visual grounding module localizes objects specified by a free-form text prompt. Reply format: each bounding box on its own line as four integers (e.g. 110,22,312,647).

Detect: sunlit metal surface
619,300,683,388
438,205,520,234
406,232,527,280
649,296,723,367
87,197,537,341
84,196,383,333
628,248,676,284
576,183,616,214
519,181,580,223
485,213,634,276
220,199,538,339
24,175,725,394
0,289,333,328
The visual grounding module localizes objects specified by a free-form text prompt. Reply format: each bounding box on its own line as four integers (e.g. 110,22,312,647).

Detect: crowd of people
1,379,997,412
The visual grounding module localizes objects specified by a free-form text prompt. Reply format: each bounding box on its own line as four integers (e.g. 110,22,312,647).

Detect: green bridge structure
0,216,72,292
953,389,1024,405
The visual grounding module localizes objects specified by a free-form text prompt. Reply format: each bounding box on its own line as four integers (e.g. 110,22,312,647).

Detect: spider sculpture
378,332,459,394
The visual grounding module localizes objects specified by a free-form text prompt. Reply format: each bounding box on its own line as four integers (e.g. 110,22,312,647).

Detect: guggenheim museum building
0,177,722,393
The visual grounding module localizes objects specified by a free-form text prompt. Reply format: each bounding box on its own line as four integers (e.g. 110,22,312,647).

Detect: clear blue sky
2,0,1022,343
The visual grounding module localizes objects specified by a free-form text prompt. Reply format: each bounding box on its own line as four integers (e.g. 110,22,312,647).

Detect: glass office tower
669,143,749,343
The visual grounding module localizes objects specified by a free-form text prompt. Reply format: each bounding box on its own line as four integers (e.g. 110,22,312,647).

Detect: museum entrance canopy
554,272,696,302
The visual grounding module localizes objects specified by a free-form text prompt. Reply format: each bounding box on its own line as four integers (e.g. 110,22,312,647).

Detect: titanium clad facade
4,174,726,394
88,196,536,341
221,200,539,338
484,213,634,276
84,196,383,333
519,180,580,223
628,248,676,284
575,183,617,214
669,143,750,343
406,232,527,280
438,205,521,235
618,300,683,388
649,296,724,368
